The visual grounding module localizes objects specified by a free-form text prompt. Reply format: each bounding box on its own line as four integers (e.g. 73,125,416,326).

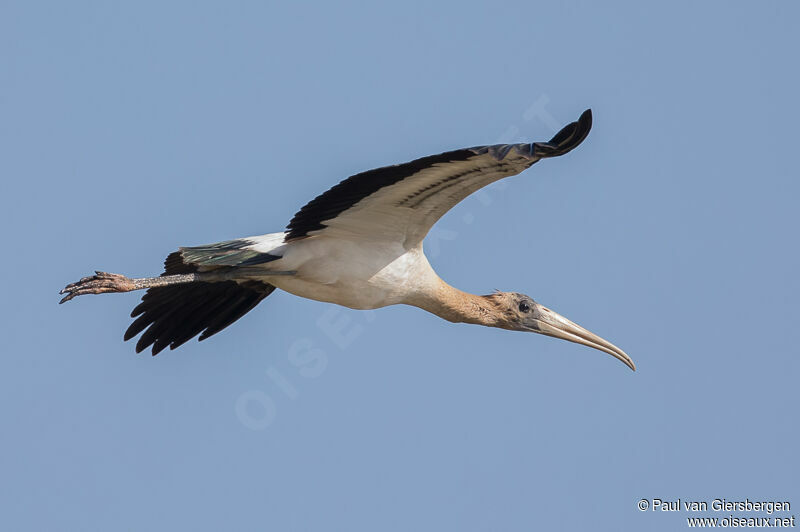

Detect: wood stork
60,109,635,370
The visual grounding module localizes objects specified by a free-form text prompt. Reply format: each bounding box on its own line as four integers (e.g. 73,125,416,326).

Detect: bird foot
59,271,135,304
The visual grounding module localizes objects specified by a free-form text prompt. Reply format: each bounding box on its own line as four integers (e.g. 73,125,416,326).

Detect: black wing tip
124,279,274,356
533,108,592,158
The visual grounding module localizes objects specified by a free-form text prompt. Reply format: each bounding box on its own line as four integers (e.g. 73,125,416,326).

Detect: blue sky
2,1,798,531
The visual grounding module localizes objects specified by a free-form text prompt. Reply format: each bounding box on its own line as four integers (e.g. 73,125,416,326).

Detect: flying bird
60,109,635,370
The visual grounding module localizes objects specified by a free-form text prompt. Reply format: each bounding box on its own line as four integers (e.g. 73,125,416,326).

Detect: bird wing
285,109,592,247
177,234,286,268
124,234,288,355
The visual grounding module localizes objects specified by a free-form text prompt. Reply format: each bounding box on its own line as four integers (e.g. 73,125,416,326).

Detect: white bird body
248,232,438,310
60,109,635,370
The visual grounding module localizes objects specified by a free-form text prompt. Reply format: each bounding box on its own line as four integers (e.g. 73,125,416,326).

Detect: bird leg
59,271,199,304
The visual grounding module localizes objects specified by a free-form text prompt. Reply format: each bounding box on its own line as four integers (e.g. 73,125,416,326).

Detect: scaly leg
59,271,199,304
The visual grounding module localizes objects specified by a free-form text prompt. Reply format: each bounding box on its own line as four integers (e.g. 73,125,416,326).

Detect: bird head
487,292,635,371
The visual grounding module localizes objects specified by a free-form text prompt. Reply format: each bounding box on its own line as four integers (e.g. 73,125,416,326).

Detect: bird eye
518,301,530,313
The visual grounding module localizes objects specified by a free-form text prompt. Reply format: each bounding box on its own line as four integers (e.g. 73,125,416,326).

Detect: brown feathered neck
409,278,517,329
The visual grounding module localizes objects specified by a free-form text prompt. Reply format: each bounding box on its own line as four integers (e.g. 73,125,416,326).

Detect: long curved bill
531,304,635,371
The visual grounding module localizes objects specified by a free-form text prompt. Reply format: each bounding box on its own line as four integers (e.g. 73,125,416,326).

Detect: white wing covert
285,109,592,248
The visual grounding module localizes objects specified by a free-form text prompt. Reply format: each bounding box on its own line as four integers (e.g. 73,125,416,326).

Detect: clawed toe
59,271,134,304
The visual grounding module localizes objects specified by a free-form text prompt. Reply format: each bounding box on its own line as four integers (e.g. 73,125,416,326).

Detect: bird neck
411,278,505,327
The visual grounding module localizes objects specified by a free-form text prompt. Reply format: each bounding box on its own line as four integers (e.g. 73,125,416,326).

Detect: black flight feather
124,252,275,355
285,109,592,240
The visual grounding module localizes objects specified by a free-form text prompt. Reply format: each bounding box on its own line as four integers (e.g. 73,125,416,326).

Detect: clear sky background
2,2,798,531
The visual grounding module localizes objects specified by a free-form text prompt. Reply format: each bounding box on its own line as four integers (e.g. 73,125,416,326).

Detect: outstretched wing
286,109,592,247
124,244,278,355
